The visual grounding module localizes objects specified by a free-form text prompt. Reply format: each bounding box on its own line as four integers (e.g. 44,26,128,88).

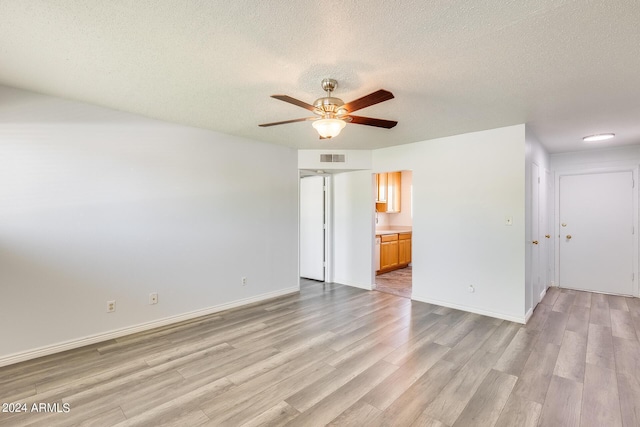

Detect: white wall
373,125,527,322
551,145,640,170
525,127,551,316
0,88,299,365
332,171,375,290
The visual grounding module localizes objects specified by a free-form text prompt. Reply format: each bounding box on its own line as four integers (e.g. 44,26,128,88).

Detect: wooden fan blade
259,117,315,127
343,89,394,113
271,95,317,112
348,115,398,129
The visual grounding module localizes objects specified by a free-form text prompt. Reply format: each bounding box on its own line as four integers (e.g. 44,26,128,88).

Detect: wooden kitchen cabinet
380,234,399,271
398,233,412,265
375,171,401,213
376,173,388,202
377,232,411,274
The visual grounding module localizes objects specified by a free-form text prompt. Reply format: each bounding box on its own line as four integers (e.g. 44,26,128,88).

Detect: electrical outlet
149,292,158,305
505,216,513,226
241,277,247,286
107,300,116,313
468,285,475,293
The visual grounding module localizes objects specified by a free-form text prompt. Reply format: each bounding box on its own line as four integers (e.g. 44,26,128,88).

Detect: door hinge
538,177,540,184
632,273,635,281
323,223,326,230
323,185,327,192
323,261,327,267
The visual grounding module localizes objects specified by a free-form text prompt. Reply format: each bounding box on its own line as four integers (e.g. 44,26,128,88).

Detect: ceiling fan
259,79,397,139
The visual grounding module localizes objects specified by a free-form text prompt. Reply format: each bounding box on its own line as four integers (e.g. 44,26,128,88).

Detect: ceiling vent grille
320,154,346,163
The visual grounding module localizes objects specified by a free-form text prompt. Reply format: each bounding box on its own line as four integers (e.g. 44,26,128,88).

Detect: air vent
320,154,346,163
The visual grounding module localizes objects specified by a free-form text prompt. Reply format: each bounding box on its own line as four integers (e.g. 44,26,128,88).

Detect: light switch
505,216,513,226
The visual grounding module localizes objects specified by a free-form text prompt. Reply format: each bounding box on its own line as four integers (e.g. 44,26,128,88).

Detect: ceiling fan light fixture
583,133,615,142
313,118,346,138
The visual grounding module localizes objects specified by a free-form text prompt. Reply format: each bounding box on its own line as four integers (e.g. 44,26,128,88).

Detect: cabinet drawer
381,234,398,242
399,233,411,240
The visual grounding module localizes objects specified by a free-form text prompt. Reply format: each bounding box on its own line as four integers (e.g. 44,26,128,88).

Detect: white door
559,171,634,295
300,176,325,281
531,163,540,308
545,169,553,294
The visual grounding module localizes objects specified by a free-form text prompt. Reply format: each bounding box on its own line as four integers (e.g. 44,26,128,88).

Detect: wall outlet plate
149,293,158,305
107,300,116,313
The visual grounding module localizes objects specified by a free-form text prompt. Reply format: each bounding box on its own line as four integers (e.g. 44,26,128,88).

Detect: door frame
554,165,639,297
298,172,333,283
530,161,541,310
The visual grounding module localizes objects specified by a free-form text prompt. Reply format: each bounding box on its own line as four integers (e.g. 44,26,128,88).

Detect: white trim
539,286,547,303
0,287,298,368
525,306,534,323
324,175,334,283
411,294,526,324
338,281,373,291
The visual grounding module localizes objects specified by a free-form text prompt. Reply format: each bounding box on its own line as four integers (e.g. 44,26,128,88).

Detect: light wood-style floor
1,281,639,426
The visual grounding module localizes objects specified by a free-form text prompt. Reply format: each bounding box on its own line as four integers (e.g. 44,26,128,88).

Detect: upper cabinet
376,171,401,213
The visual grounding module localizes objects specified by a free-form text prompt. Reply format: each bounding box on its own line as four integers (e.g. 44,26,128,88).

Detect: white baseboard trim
525,306,534,323
539,287,548,303
411,294,526,324
0,286,299,368
337,281,372,291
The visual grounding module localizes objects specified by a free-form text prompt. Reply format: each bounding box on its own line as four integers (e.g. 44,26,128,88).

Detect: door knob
566,235,572,240
532,240,539,245
545,234,551,238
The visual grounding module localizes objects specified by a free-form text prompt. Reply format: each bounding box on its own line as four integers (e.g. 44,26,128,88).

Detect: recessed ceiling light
583,133,615,142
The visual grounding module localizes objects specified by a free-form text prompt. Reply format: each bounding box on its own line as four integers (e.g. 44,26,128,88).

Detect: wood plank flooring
1,282,639,426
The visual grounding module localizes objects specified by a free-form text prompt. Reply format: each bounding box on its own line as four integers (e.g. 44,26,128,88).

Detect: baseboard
336,281,373,291
525,306,534,323
539,286,548,302
0,286,299,368
411,294,526,324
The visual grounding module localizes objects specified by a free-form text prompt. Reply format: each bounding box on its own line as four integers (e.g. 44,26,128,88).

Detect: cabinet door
380,241,399,270
386,172,402,213
376,173,388,202
398,239,409,265
398,233,411,265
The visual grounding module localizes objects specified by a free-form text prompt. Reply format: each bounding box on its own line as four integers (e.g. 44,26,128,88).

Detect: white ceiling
1,1,639,153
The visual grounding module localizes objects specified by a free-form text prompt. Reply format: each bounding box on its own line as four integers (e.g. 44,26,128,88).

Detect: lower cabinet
398,233,412,265
377,232,411,274
380,234,399,271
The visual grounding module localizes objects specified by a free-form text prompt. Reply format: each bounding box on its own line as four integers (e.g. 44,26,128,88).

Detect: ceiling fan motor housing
314,78,347,117
313,96,346,116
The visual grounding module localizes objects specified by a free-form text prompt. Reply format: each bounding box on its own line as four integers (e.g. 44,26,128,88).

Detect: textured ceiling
1,0,639,153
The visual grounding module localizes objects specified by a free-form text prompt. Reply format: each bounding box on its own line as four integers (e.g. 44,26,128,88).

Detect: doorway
300,174,328,281
373,170,413,298
558,169,637,296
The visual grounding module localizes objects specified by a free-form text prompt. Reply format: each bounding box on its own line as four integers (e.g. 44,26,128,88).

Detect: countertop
375,226,412,235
